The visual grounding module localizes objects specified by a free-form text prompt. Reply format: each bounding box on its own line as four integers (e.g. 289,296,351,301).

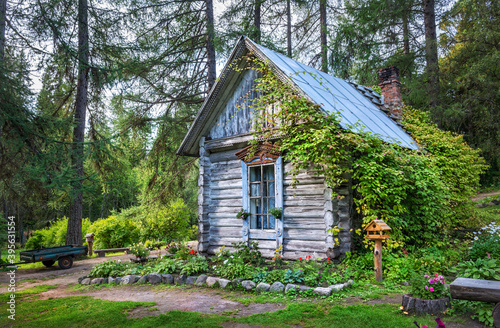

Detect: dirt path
471,189,500,202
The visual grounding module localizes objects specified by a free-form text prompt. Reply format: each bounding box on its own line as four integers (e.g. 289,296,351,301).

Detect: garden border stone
161,274,173,284
195,275,208,286
256,282,270,292
219,279,231,289
206,277,220,287
270,282,285,293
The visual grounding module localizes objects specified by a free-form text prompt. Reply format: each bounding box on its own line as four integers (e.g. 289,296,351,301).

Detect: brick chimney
378,66,403,121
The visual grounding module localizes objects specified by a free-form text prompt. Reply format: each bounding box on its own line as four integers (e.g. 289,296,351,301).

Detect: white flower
474,236,479,240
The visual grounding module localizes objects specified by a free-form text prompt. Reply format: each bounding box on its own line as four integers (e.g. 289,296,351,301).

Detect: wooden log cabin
177,36,419,260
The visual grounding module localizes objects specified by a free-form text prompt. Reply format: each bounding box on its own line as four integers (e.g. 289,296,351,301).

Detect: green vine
234,55,487,249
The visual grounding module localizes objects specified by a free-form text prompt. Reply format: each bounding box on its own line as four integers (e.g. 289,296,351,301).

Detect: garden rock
161,274,173,284
285,284,297,293
81,278,91,285
329,284,344,293
232,278,243,288
403,281,410,286
121,275,138,285
108,277,116,284
103,278,109,284
206,277,220,287
348,280,354,286
174,274,187,285
91,278,104,285
218,279,231,289
299,286,310,292
186,276,198,285
313,287,332,296
270,281,285,293
115,277,122,284
147,273,162,284
195,275,208,286
137,276,148,284
256,282,270,292
78,276,87,284
241,280,256,291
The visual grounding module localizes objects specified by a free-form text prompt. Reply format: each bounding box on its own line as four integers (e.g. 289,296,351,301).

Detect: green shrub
25,231,45,250
89,260,129,278
180,256,208,276
383,253,414,282
232,241,264,265
283,269,304,284
469,222,500,260
25,217,92,249
215,257,254,280
152,258,182,274
89,216,139,249
138,199,191,242
449,258,500,280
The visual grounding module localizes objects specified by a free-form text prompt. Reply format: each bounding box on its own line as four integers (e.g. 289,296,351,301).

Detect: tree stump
493,302,500,328
402,294,451,315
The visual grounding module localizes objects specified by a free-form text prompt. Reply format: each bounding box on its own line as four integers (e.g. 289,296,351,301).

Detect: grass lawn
0,285,471,328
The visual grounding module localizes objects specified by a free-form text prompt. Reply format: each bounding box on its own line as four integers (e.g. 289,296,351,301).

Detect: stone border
79,273,354,297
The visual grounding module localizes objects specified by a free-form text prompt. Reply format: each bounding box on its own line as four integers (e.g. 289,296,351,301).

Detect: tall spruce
319,0,327,72
67,0,89,245
423,0,439,108
206,0,216,90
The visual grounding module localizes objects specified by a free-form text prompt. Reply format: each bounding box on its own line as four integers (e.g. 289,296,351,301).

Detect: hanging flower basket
236,209,251,220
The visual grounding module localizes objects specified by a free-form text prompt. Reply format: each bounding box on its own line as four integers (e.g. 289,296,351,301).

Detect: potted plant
402,272,451,315
129,242,150,261
236,208,251,220
268,207,283,219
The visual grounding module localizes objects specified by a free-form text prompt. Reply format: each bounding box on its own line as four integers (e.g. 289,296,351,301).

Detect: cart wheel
42,260,55,267
58,256,73,269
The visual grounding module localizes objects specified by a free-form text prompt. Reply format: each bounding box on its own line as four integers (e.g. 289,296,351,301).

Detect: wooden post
85,233,95,256
374,239,383,281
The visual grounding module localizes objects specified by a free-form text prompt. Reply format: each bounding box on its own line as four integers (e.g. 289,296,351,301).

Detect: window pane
268,197,275,211
262,215,268,229
264,165,274,181
250,215,258,229
269,215,275,229
268,181,275,197
250,198,261,214
263,197,269,215
250,183,261,196
257,215,262,229
250,166,261,182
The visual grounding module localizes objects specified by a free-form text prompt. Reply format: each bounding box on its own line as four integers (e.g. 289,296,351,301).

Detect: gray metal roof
177,36,418,157
249,40,418,150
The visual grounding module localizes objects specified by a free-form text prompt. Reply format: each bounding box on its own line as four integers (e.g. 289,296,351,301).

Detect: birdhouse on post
364,220,391,281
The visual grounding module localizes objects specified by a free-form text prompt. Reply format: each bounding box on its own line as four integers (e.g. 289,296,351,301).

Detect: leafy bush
90,216,140,249
180,256,208,276
89,260,129,278
383,253,414,282
232,241,264,265
451,299,495,327
25,217,92,249
25,231,44,250
138,199,191,242
469,222,500,260
449,258,500,280
129,242,150,258
283,269,304,284
215,257,254,280
152,258,182,274
165,241,188,255
410,272,447,300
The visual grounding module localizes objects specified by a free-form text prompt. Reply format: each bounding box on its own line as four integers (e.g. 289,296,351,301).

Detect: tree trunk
287,0,292,57
320,0,328,73
67,0,89,246
206,0,216,91
423,0,439,107
0,0,6,65
254,0,261,43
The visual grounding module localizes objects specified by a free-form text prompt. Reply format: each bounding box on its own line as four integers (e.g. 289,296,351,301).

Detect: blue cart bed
15,245,88,269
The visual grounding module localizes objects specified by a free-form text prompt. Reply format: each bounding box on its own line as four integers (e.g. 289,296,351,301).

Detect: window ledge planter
402,294,451,315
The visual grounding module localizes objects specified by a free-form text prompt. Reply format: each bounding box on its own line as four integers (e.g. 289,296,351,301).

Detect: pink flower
429,279,434,284
435,273,439,276
425,286,429,290
430,287,434,292
424,274,429,278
